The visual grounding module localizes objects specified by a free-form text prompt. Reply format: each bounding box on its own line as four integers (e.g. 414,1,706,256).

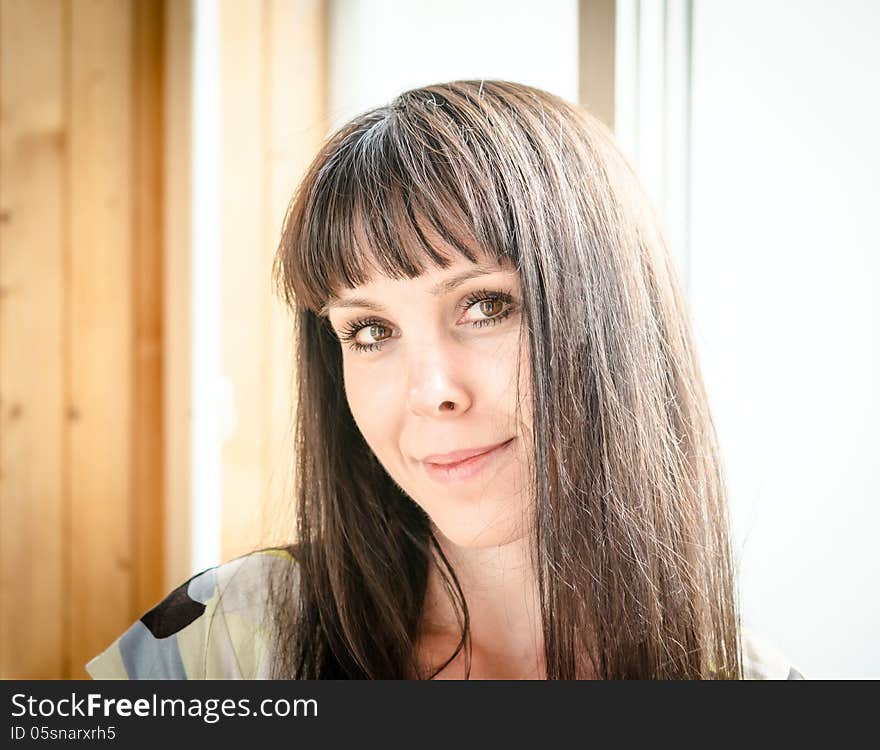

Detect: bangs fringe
276,89,527,314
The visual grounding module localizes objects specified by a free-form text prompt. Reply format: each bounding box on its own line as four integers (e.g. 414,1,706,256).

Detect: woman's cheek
343,359,371,429
343,358,399,453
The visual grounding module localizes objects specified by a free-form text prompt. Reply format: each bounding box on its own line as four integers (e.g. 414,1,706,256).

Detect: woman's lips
421,438,515,484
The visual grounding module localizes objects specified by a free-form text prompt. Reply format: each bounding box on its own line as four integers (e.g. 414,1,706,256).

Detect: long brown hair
269,79,743,679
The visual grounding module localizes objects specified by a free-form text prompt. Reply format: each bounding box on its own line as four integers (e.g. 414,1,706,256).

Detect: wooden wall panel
67,0,135,678
132,0,165,617
0,0,324,676
0,0,66,680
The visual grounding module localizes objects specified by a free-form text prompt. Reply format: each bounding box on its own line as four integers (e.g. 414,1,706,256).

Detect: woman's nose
405,339,472,418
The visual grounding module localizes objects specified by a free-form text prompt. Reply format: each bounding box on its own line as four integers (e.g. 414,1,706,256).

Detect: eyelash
337,288,517,353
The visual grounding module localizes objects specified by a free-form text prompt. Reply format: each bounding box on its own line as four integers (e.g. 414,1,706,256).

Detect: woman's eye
462,294,514,327
337,290,516,353
338,320,393,352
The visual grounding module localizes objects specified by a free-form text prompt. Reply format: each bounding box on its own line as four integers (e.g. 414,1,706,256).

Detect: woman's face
325,250,534,549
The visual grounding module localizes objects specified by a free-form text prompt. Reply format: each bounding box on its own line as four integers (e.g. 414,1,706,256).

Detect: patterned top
85,547,806,680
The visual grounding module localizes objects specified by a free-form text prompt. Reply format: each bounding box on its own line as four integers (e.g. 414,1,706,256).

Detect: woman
86,80,803,680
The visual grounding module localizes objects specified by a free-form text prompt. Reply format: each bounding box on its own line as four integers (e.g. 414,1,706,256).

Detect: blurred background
1,0,877,679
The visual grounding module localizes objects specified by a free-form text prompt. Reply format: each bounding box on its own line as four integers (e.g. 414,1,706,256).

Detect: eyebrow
319,264,508,317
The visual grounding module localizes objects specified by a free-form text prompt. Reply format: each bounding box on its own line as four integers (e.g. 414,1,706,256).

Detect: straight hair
269,80,743,679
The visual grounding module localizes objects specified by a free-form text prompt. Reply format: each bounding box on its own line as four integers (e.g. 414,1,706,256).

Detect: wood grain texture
0,0,66,679
67,0,135,678
1,0,328,677
132,0,165,620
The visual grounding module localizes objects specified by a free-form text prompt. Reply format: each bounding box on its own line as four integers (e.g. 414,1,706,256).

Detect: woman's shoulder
85,546,299,680
740,625,806,680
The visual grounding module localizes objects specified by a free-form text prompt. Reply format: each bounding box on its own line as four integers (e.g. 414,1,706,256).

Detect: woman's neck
416,528,546,679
